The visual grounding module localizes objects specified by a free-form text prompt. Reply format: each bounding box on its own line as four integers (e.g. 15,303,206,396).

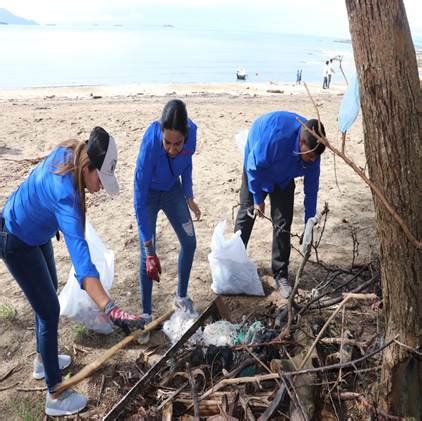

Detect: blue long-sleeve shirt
134,119,197,242
244,111,321,222
3,147,99,287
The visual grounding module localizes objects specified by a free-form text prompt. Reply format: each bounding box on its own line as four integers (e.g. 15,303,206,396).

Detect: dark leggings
234,169,295,279
0,215,61,392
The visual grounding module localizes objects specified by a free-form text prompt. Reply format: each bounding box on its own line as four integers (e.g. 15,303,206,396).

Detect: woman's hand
187,198,201,221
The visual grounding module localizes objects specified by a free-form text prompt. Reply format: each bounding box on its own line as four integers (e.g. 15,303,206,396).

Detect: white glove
302,216,319,255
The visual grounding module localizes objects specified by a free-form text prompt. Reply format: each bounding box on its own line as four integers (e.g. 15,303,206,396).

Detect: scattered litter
163,310,202,345
203,320,240,347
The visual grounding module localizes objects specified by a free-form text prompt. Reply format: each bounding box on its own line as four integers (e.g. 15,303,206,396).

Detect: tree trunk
345,0,422,417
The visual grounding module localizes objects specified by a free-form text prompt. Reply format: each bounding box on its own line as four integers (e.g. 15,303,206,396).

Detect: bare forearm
83,277,110,310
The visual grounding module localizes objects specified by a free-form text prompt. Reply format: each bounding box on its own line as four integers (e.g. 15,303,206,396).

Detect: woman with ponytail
0,127,144,417
134,100,201,322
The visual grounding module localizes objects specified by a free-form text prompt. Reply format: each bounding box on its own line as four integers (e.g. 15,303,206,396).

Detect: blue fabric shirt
3,147,99,287
244,111,321,223
134,119,197,241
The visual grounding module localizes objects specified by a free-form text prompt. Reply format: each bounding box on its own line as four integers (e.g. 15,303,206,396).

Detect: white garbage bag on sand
59,221,114,334
208,220,264,296
235,129,249,158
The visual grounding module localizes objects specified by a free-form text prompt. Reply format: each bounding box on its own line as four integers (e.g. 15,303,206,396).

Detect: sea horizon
0,24,360,89
1,23,421,90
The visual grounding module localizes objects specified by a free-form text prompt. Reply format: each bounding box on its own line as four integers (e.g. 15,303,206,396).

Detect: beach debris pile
103,261,384,420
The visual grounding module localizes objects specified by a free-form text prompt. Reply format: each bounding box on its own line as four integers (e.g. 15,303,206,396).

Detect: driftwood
53,309,174,397
104,297,228,420
186,363,200,420
197,333,394,406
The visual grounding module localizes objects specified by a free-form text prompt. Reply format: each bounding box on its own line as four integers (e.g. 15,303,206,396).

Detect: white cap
86,127,120,195
97,135,119,195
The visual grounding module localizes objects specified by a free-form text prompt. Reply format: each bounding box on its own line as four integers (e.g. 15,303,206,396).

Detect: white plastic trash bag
208,220,264,296
235,129,249,158
59,220,114,334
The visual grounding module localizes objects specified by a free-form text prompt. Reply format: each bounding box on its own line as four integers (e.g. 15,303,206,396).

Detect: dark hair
303,119,326,155
86,126,110,171
160,99,188,137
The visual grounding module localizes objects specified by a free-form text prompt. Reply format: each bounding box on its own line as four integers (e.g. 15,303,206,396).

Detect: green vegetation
13,396,44,421
0,303,17,321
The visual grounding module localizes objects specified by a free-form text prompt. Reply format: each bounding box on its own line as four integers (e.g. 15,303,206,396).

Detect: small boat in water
236,68,247,80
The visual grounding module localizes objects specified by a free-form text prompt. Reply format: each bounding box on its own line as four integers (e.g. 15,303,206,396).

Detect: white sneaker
45,389,87,416
276,276,292,299
33,354,71,380
174,295,197,316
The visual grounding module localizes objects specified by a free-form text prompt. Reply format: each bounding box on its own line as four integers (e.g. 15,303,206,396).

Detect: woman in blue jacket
0,127,144,417
134,100,200,321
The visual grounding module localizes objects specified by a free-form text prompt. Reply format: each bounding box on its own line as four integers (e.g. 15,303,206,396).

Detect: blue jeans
0,214,61,392
138,182,196,315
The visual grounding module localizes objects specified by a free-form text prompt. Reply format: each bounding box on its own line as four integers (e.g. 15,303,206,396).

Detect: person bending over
234,111,326,298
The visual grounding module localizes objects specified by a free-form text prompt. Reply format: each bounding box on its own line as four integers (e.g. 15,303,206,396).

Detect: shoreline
0,81,348,100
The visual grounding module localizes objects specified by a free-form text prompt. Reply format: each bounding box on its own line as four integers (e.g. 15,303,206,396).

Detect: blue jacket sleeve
303,161,320,223
181,160,193,199
134,125,156,242
181,120,197,199
55,194,99,288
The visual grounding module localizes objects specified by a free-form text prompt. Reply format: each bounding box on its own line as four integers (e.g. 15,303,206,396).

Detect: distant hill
0,8,38,25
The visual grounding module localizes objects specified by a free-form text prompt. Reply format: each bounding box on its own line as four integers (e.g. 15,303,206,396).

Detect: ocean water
0,24,357,89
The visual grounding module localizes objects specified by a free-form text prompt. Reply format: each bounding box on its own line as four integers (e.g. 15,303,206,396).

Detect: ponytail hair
55,139,94,227
160,99,188,137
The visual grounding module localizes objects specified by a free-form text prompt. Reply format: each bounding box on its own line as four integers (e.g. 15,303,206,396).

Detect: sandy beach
0,81,378,418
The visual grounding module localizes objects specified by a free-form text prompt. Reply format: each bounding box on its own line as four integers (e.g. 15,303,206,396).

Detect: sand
0,80,378,418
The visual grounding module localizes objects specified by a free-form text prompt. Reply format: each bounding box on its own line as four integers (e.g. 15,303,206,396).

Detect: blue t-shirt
244,111,321,222
134,119,197,242
3,147,99,287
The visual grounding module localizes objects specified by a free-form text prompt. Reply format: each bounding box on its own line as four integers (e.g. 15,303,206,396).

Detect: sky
1,0,422,38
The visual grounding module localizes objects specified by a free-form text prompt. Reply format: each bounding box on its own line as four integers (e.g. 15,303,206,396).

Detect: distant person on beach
234,111,326,298
296,69,302,85
0,127,145,417
327,59,335,88
322,60,329,89
134,99,200,322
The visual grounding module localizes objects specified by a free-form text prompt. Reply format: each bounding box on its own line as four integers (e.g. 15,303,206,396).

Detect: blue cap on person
86,126,120,195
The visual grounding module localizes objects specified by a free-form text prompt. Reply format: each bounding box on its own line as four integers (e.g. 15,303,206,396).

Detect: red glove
104,300,145,335
146,254,161,282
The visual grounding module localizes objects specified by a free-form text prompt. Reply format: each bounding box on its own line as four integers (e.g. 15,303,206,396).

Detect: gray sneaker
33,354,72,380
276,276,292,299
45,389,87,416
174,295,197,316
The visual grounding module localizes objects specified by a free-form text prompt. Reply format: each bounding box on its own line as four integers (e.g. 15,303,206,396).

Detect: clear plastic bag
59,220,114,334
235,129,249,158
338,74,360,133
208,220,264,296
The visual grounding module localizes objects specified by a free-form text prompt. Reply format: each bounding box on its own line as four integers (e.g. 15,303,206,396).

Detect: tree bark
345,0,422,417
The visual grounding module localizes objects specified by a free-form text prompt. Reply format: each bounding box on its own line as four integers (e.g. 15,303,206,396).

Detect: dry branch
302,82,422,250
53,309,173,397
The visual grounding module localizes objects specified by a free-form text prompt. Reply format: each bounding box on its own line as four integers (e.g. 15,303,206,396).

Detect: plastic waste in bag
59,220,114,334
208,220,264,296
338,74,361,133
163,310,202,345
